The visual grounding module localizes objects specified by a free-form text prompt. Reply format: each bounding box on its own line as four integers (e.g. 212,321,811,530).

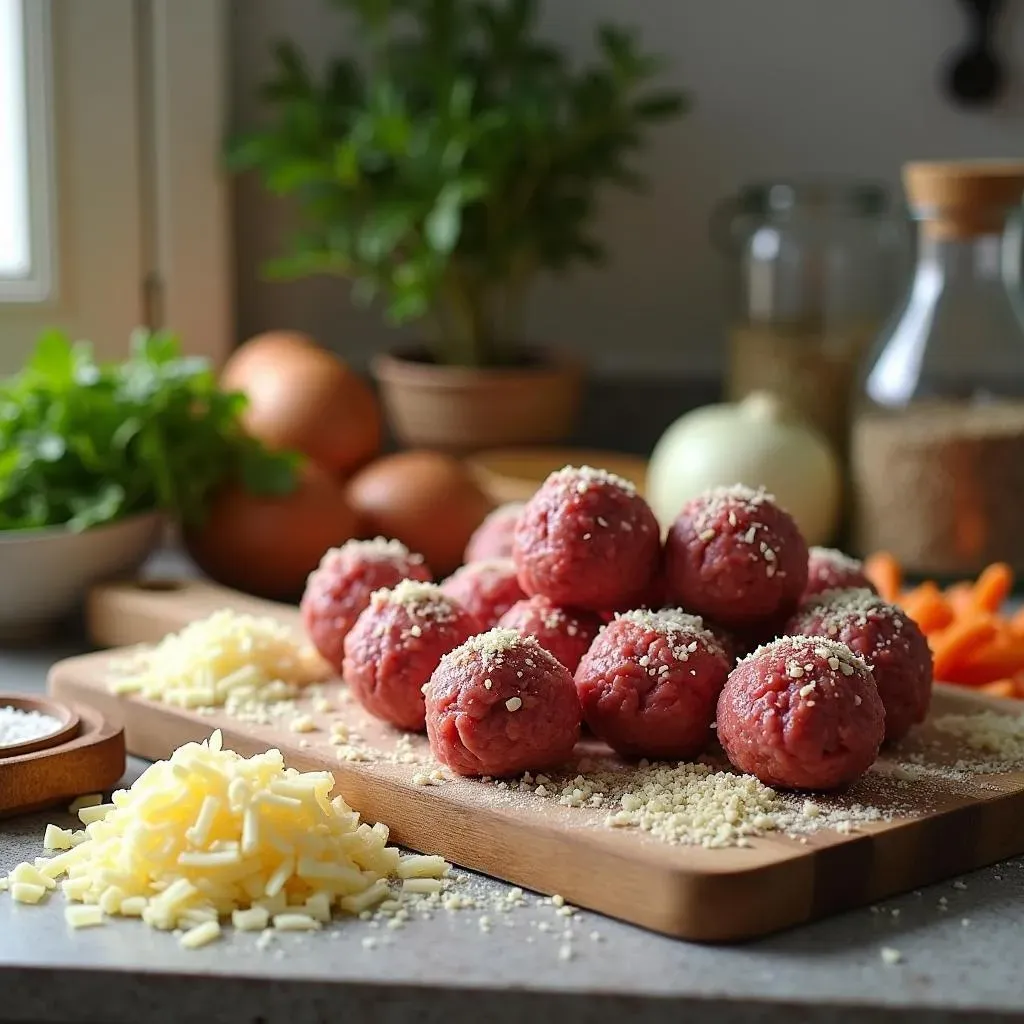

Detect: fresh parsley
0,328,301,532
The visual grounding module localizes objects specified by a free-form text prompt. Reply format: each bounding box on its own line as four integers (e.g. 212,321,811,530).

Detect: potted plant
229,0,686,453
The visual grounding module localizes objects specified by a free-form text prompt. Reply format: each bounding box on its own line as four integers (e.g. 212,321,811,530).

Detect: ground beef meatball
342,580,480,731
425,628,581,777
440,559,526,629
663,485,808,631
301,538,432,673
788,587,932,743
803,547,875,602
464,502,524,563
497,595,603,672
716,635,884,790
513,465,661,612
574,609,730,760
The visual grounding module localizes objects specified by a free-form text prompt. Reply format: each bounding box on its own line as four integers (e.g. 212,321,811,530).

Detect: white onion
646,391,841,545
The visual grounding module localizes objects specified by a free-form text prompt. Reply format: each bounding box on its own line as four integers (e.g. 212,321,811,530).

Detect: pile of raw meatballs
300,467,933,792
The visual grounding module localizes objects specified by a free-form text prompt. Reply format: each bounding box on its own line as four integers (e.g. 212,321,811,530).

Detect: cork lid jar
850,159,1024,576
903,160,1024,239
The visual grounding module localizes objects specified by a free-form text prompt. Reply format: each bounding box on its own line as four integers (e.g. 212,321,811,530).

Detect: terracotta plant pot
371,348,584,454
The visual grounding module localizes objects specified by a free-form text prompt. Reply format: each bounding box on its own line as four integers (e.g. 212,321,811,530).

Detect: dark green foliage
229,0,686,367
0,329,300,531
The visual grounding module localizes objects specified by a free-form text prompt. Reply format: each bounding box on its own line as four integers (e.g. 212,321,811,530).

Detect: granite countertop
3,640,1024,1024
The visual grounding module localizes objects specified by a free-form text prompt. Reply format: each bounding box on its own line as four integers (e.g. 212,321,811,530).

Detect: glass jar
713,179,905,457
851,160,1024,576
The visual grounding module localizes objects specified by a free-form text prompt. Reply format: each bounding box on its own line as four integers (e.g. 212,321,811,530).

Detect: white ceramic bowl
0,512,164,642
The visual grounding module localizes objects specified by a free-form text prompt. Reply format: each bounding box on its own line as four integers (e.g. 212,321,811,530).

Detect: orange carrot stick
900,581,954,634
930,616,999,682
864,551,902,603
971,562,1014,613
1009,606,1024,636
950,633,1024,685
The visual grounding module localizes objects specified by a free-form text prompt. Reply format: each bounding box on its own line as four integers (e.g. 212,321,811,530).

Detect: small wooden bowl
0,693,80,758
468,447,650,505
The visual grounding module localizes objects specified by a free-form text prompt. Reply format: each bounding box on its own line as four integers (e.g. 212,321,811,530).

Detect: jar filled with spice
852,160,1024,576
713,179,904,458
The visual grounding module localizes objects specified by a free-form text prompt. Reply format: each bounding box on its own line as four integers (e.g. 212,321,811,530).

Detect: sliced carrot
864,551,902,603
980,679,1016,698
971,562,1014,613
948,632,1024,685
900,581,954,634
930,615,1000,682
944,582,975,615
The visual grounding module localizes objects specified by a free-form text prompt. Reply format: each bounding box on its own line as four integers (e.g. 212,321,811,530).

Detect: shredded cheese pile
0,731,449,948
109,609,328,709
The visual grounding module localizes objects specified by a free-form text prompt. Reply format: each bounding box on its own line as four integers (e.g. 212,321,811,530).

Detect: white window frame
0,0,231,367
0,0,56,303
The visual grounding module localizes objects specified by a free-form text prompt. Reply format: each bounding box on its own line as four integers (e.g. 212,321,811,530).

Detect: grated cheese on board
1,730,449,945
108,610,328,709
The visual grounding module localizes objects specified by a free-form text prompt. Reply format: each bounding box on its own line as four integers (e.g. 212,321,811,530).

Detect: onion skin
346,451,495,577
646,392,841,547
186,464,360,600
221,332,382,476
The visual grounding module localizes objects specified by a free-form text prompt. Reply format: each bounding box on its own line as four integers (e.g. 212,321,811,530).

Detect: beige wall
230,0,1024,377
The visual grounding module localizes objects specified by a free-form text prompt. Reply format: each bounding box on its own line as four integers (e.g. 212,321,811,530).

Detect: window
0,0,229,372
0,0,53,301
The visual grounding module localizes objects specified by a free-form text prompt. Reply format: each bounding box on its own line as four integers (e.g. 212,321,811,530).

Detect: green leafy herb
228,0,687,369
0,328,301,532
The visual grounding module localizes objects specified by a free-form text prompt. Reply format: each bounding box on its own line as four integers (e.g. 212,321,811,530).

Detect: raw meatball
301,538,432,672
803,547,875,601
716,635,884,791
664,485,808,631
425,628,581,777
497,595,603,672
440,559,526,629
574,609,730,760
788,587,932,742
342,580,480,731
513,465,661,612
464,502,524,563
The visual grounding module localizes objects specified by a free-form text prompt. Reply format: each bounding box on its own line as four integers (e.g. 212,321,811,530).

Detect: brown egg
221,331,381,476
186,464,360,600
346,451,495,577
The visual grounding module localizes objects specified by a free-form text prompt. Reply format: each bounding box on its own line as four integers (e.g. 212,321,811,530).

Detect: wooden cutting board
56,579,1024,943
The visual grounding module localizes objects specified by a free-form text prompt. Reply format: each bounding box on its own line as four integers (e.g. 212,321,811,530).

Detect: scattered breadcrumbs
108,610,327,709
809,546,866,575
880,947,903,965
324,536,426,568
547,464,637,497
797,587,907,636
615,608,725,662
370,579,462,625
922,711,1024,774
447,628,549,673
502,758,887,848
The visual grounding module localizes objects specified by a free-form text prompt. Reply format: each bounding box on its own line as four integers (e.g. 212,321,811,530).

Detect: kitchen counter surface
3,631,1024,1023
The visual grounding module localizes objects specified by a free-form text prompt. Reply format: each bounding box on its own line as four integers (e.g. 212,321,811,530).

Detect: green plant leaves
226,0,687,366
0,329,300,532
425,185,464,253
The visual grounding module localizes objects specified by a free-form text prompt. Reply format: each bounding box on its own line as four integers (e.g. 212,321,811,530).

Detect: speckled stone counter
3,639,1024,1024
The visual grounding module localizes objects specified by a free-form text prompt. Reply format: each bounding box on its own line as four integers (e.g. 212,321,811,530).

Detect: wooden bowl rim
0,692,81,759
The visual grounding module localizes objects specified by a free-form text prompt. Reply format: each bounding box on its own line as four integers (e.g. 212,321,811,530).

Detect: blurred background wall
230,0,1024,378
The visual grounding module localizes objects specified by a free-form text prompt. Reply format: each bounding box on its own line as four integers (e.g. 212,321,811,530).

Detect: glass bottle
713,179,905,457
851,160,1024,576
